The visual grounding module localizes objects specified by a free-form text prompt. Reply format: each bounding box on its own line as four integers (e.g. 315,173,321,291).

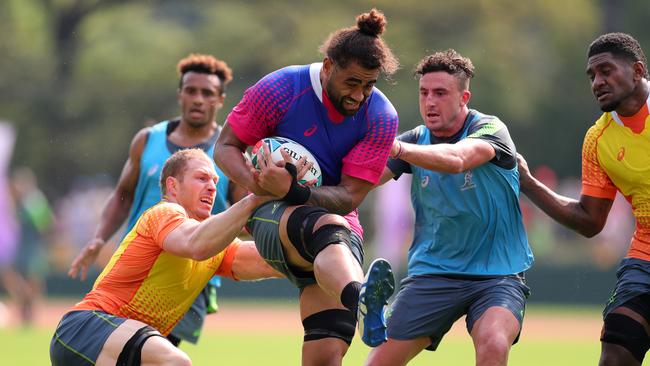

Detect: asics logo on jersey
303,124,318,137
147,165,159,177
460,171,476,191
420,176,429,188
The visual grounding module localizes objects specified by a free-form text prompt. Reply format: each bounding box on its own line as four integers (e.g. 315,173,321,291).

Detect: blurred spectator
522,165,558,258
50,182,114,271
2,166,53,327
0,122,18,271
0,122,18,328
372,174,414,276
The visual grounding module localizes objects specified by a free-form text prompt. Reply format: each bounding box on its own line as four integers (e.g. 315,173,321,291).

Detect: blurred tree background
1,0,648,288
5,0,650,197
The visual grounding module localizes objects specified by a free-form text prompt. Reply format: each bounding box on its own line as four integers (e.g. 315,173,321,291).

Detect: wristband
282,163,311,205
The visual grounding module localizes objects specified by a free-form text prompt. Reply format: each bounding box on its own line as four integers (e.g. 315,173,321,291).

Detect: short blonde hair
160,149,213,195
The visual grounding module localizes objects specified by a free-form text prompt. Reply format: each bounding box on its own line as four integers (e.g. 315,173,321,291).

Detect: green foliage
3,0,650,197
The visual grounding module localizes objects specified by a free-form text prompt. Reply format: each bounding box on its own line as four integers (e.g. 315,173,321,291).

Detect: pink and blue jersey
227,63,398,237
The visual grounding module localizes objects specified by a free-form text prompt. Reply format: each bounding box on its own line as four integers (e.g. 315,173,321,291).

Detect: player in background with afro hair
68,53,249,347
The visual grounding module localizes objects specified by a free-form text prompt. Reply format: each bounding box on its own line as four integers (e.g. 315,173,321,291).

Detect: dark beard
325,85,358,116
600,99,620,112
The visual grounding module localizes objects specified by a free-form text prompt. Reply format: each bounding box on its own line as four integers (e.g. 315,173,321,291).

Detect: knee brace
116,325,164,366
601,313,650,363
302,309,356,345
286,206,352,263
623,294,650,324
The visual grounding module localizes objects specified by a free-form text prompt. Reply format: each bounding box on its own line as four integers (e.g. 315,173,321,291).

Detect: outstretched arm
163,194,273,260
395,138,496,174
517,153,613,237
69,128,149,281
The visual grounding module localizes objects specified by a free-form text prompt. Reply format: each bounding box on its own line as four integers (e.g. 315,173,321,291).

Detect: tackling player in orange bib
49,149,283,365
518,33,650,366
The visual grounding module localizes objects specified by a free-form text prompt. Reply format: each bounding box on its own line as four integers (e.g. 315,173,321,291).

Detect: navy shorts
246,200,364,289
603,257,650,318
386,273,530,351
50,310,127,366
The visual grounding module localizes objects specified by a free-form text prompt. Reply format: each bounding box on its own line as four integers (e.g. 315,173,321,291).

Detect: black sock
340,281,363,316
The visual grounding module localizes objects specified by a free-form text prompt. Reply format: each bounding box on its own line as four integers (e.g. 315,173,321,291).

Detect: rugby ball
251,136,322,187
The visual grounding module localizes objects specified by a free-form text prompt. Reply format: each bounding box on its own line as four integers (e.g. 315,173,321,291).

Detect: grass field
0,300,603,365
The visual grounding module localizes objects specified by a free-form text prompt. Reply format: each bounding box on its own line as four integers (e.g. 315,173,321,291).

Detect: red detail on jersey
304,124,318,136
617,103,648,134
322,90,345,124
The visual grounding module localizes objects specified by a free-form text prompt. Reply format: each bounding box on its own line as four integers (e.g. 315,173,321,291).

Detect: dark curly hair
319,8,399,76
177,53,233,95
414,49,475,90
588,33,648,78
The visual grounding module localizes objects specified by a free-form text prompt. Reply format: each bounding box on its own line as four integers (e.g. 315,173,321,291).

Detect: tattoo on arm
307,186,355,215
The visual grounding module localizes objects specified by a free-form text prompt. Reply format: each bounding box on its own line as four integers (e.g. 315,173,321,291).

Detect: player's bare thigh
277,205,357,274
365,337,431,366
470,306,521,345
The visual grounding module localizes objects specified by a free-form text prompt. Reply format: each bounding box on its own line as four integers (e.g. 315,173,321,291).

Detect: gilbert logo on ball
252,136,323,187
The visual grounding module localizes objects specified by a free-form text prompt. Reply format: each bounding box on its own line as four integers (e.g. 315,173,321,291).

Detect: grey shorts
169,286,209,343
50,310,127,366
386,273,530,351
603,257,650,318
246,200,364,289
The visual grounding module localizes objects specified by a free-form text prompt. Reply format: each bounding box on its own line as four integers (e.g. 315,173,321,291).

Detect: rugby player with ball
215,8,400,365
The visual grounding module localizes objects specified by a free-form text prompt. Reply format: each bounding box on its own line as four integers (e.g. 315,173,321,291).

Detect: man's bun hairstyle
319,9,399,76
356,9,386,37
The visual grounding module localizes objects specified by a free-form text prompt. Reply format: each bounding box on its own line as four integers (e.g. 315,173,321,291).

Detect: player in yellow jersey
518,33,650,366
49,149,290,365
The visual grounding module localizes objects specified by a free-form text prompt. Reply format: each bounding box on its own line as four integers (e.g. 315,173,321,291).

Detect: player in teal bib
126,120,229,232
397,114,532,277
367,50,532,366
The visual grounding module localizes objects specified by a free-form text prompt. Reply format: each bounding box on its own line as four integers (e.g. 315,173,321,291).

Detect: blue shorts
386,274,530,351
50,310,127,366
246,200,364,289
603,257,650,318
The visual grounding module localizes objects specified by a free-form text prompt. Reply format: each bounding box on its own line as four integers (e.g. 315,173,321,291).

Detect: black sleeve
466,117,516,169
387,127,421,178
